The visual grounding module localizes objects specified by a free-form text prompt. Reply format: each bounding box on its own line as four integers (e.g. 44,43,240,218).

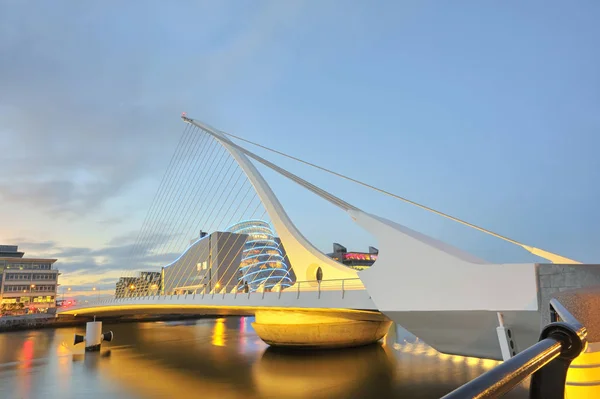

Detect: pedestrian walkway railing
70,277,366,308
442,298,587,399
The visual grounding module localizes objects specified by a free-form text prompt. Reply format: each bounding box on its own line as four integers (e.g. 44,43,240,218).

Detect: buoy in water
74,317,113,352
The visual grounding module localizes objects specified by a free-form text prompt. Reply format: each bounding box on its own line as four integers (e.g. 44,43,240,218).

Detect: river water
0,317,528,398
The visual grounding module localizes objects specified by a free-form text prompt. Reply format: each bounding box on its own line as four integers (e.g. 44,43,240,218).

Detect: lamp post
92,286,98,301
30,284,36,310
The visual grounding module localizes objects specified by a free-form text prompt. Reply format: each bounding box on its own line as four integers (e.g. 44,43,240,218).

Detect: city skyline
1,1,599,297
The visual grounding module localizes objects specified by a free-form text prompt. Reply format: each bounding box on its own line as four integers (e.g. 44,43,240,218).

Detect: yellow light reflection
426,347,437,357
466,357,481,366
212,318,226,347
481,359,499,370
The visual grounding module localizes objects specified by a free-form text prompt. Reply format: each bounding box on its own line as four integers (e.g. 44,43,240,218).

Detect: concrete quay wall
537,263,600,328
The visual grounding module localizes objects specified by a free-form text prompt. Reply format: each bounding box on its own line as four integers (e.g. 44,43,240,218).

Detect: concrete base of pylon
252,309,392,349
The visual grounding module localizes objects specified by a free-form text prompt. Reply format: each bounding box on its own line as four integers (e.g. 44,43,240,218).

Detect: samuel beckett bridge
60,114,600,397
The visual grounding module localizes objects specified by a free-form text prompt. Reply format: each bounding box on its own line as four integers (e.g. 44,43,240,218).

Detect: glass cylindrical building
226,220,292,292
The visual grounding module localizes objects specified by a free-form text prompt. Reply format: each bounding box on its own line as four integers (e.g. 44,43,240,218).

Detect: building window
196,261,208,271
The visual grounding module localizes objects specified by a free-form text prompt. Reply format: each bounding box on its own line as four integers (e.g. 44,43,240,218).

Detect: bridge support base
252,310,392,349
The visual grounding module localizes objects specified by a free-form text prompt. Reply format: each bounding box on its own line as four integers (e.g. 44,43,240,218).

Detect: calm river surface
0,317,528,398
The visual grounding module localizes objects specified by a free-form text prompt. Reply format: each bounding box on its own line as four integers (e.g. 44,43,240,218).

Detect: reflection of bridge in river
72,318,524,399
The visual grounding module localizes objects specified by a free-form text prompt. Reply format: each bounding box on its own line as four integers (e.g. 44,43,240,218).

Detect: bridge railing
442,298,587,399
76,277,365,307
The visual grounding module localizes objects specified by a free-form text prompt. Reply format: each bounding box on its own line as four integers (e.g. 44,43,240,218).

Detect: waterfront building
0,245,59,313
162,231,248,295
226,220,293,292
327,243,378,271
115,271,161,298
161,221,293,295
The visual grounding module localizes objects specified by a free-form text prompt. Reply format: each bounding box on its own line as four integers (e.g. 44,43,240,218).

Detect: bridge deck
58,287,377,318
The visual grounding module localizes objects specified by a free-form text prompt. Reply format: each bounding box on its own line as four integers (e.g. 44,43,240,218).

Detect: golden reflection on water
252,345,394,399
0,318,530,399
212,317,226,347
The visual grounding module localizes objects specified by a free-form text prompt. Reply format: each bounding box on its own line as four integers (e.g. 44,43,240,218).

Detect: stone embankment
0,314,84,332
0,313,220,332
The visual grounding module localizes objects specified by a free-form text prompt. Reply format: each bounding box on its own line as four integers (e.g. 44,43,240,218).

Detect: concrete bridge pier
252,309,392,349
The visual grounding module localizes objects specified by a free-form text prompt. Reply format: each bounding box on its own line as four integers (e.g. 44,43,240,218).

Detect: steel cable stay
144,128,212,267
166,154,241,294
152,138,229,291
183,116,580,265
126,123,192,264
169,166,249,295
128,128,208,295
161,125,295,297
175,175,260,294
163,141,234,291
126,124,201,282
150,131,215,267
172,173,263,295
120,124,197,289
124,123,292,299
129,123,195,266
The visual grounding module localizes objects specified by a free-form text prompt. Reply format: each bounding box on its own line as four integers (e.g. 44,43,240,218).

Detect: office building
0,245,60,313
327,242,378,271
162,231,248,295
115,271,161,298
162,220,294,295
226,220,293,292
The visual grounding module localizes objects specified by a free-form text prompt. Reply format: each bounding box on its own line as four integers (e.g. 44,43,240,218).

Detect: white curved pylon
185,118,359,283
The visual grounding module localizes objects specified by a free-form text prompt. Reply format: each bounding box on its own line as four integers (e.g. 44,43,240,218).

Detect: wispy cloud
0,1,309,281
0,1,305,217
11,234,179,295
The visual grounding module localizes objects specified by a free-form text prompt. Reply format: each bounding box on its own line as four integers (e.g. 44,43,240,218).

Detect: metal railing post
529,299,588,399
342,279,345,299
297,281,300,299
442,298,587,399
318,280,321,299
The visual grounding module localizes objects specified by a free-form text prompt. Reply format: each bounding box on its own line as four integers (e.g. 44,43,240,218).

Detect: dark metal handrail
442,298,587,399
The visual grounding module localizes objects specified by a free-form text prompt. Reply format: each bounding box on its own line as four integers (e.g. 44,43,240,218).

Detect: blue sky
1,1,598,294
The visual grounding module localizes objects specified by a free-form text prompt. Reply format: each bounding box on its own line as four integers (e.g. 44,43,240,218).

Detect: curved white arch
184,117,540,313
184,118,359,283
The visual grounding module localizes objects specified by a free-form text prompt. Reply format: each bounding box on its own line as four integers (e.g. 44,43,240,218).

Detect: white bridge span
60,115,584,360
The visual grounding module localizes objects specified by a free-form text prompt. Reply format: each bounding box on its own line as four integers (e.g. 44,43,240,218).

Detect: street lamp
92,286,98,301
30,285,36,307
